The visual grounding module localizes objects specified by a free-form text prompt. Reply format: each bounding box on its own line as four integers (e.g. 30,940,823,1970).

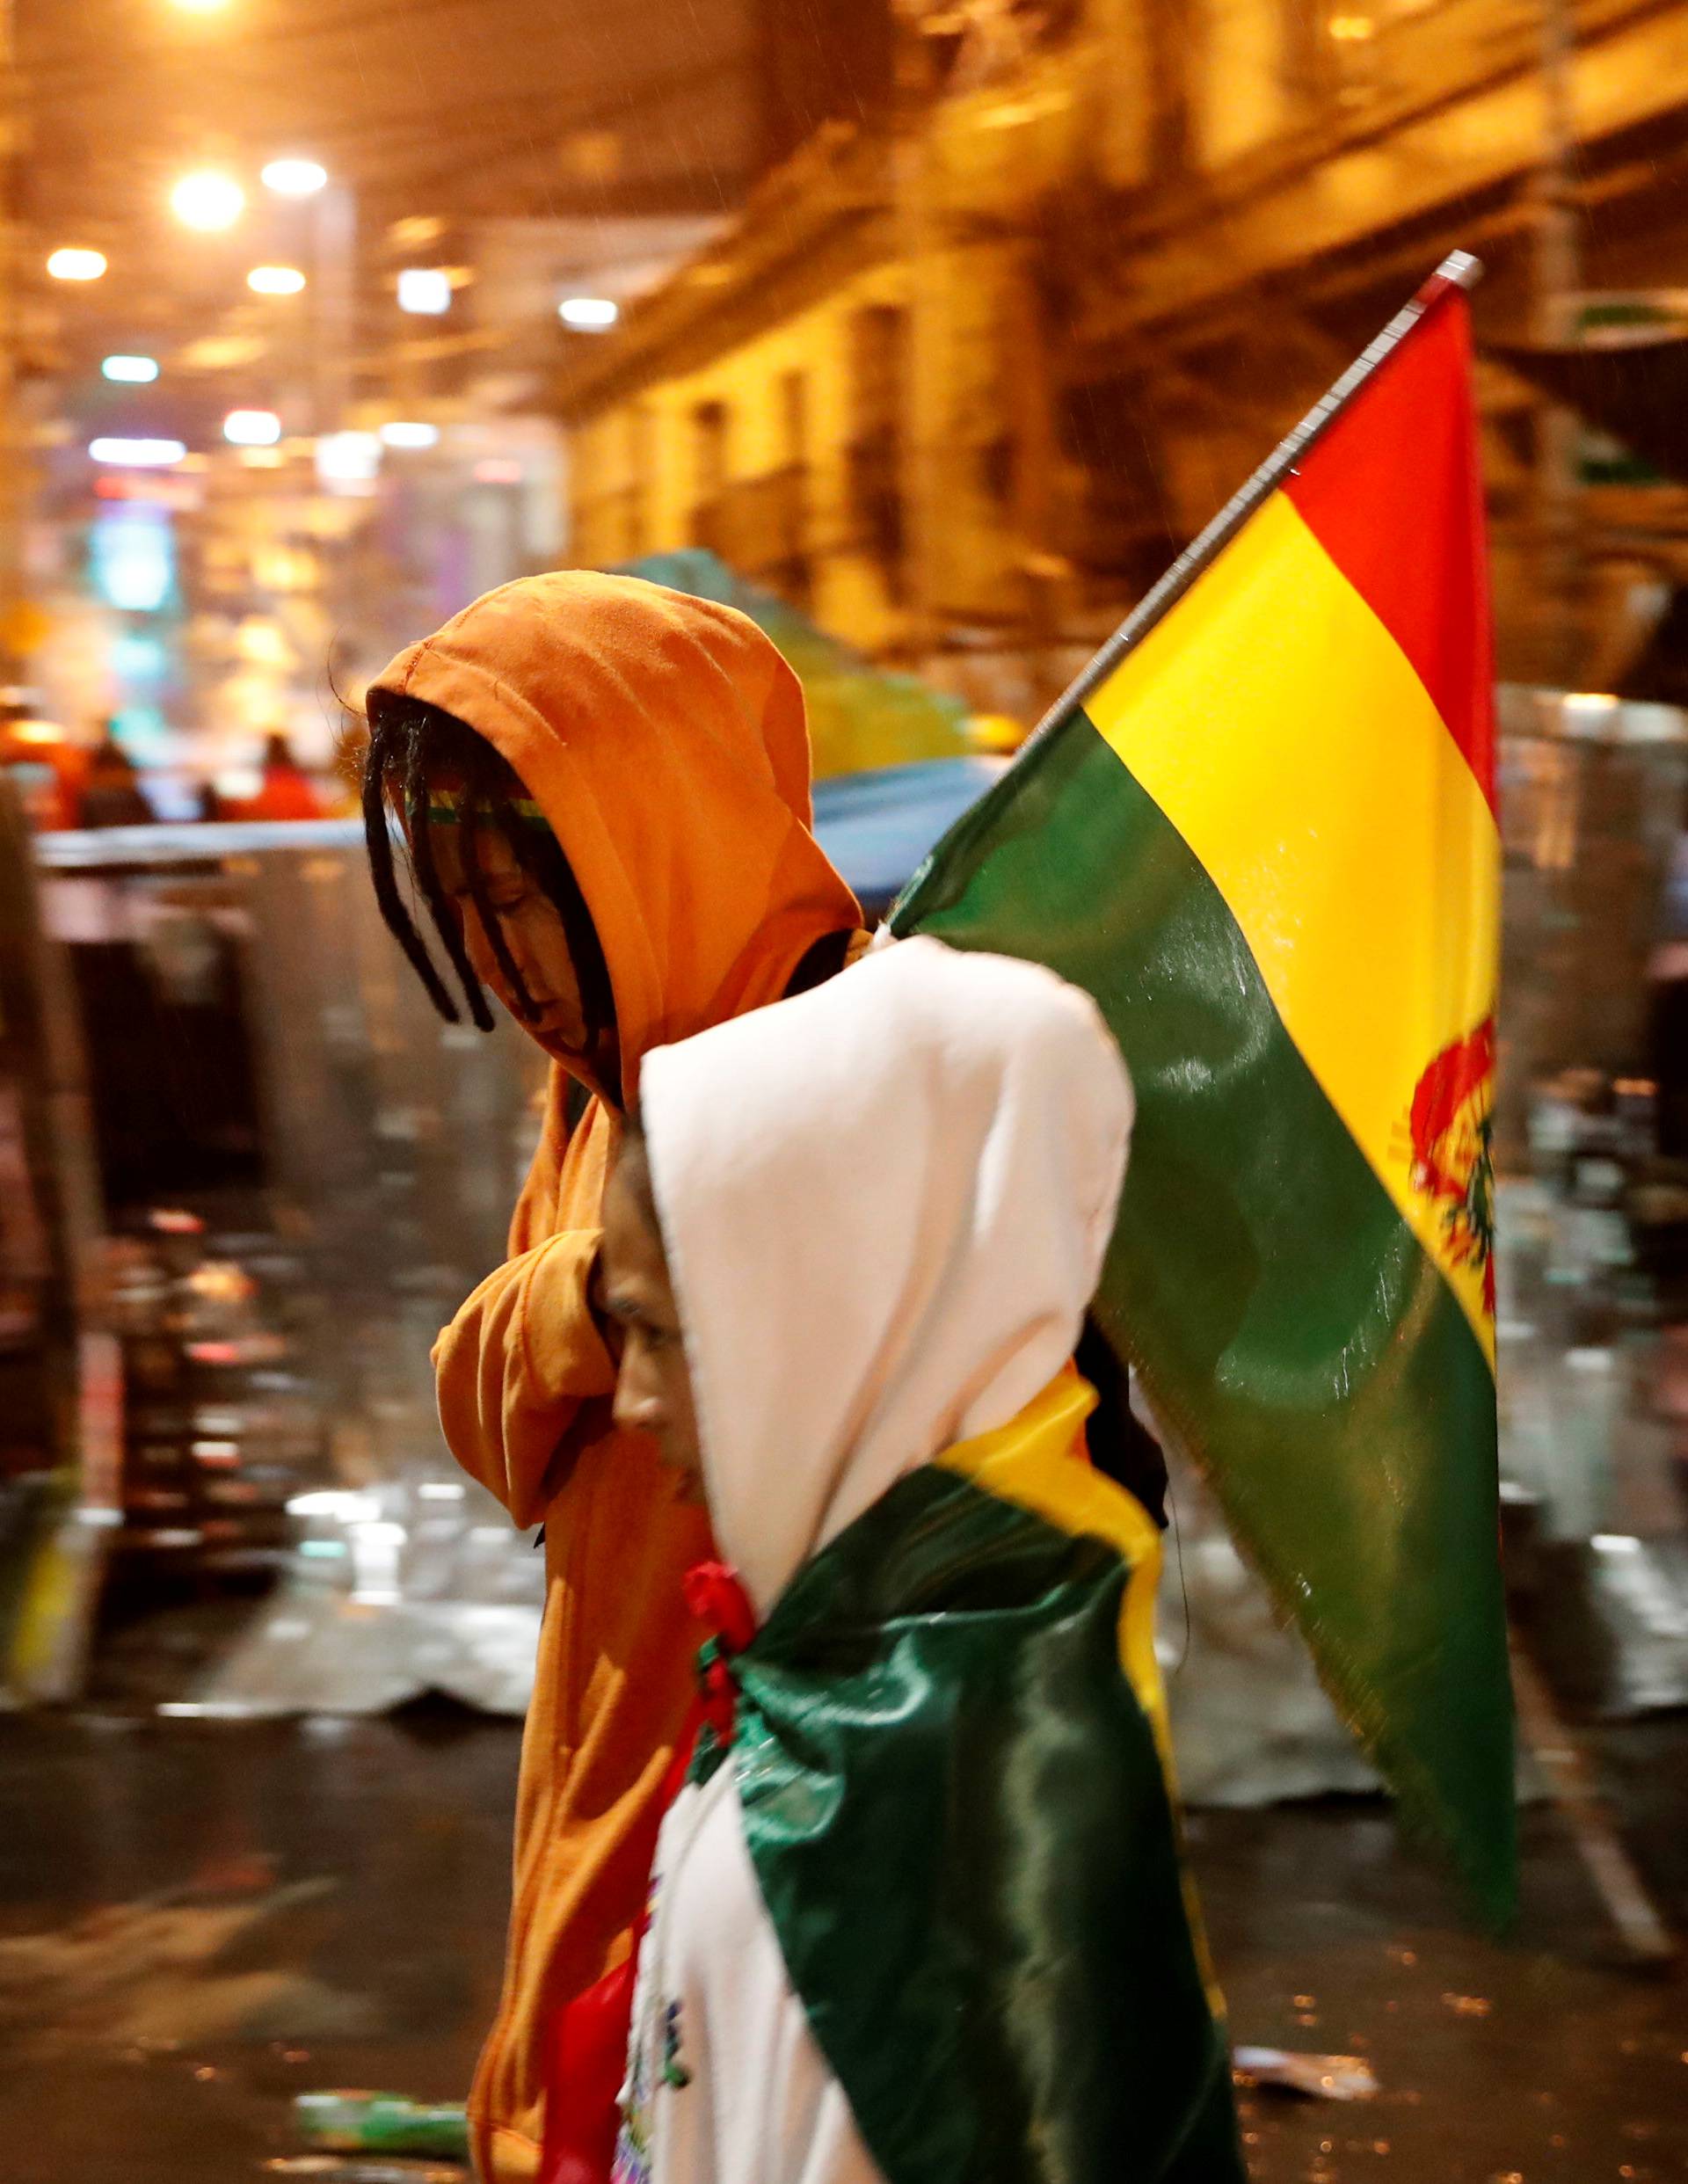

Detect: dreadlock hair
360,688,617,1081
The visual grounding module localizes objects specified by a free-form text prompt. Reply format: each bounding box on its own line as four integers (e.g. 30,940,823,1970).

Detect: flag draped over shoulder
891,272,1514,1920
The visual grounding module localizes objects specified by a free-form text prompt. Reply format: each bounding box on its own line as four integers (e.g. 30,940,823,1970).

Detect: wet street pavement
0,1700,1683,2184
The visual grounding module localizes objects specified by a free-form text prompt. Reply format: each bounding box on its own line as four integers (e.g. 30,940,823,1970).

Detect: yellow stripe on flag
936,1369,1227,2015
1086,491,1499,1357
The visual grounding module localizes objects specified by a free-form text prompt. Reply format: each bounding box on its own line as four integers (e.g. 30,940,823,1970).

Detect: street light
380,421,439,449
316,430,382,492
397,267,452,316
262,157,328,199
248,265,307,295
90,438,187,468
222,410,282,448
558,295,618,331
47,247,107,281
171,170,245,233
102,356,160,383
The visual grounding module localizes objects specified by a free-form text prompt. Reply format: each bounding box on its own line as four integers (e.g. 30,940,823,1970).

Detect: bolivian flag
893,260,1514,1918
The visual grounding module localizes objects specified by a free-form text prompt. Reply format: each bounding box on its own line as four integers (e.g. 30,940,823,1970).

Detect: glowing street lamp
379,420,439,449
171,170,245,233
90,438,187,468
247,265,307,295
397,267,452,317
558,295,618,331
316,430,381,492
47,247,107,281
261,157,329,199
222,410,282,448
102,355,160,383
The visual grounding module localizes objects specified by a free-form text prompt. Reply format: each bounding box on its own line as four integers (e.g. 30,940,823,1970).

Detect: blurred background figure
234,730,325,822
76,722,153,828
0,689,83,829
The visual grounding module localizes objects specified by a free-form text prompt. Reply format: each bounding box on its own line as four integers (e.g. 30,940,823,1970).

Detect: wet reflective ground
0,1707,509,2184
1195,1768,1688,2182
0,1707,1683,2183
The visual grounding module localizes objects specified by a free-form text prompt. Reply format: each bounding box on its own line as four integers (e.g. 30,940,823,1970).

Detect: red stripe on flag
1284,298,1495,812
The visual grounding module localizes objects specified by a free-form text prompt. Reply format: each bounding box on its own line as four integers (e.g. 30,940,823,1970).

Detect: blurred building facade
11,0,897,794
557,0,1688,722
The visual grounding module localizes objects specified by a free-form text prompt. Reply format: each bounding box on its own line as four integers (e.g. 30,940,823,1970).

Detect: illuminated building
558,0,1688,712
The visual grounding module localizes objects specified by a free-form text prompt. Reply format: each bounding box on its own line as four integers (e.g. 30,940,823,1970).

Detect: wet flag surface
892,270,1514,1921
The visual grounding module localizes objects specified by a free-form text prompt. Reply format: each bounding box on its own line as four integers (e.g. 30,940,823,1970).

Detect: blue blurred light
91,507,175,613
113,632,169,684
111,704,170,762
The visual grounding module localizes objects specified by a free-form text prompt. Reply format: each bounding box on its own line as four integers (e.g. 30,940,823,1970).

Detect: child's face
602,1147,705,1503
429,823,593,1067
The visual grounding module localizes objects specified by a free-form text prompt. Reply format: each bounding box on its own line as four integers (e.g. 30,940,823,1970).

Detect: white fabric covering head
637,934,1132,1618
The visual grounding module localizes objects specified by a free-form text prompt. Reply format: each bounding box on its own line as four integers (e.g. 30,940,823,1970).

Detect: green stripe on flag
893,710,1516,1921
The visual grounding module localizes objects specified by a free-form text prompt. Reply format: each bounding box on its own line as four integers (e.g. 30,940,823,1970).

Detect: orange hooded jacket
369,572,862,2184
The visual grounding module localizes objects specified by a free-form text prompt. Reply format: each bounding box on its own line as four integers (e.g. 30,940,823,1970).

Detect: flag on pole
891,257,1514,1919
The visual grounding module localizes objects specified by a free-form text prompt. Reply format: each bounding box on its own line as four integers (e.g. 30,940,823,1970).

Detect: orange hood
371,571,862,1096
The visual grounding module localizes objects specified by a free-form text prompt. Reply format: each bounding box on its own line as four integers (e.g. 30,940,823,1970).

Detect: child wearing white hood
598,935,1243,2184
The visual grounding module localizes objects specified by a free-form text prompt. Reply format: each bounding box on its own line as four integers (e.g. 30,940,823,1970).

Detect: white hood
638,935,1133,1618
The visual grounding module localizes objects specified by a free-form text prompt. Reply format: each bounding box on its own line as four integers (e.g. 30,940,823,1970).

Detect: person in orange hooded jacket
360,571,864,2184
